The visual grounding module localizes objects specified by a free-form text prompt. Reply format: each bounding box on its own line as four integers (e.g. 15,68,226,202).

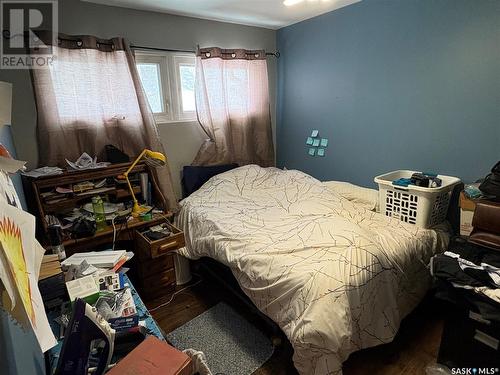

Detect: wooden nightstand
134,220,185,300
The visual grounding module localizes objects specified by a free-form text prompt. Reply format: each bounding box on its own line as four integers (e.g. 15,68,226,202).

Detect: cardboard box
65,275,100,305
459,192,481,236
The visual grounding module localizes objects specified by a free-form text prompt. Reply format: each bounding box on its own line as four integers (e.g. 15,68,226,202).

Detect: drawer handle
159,241,178,253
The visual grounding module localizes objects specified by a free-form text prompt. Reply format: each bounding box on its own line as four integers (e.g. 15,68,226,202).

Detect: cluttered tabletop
40,252,166,375
26,157,186,374
21,159,173,254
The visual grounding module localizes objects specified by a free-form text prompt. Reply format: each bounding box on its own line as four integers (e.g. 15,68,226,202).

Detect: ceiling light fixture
283,0,304,6
283,0,332,6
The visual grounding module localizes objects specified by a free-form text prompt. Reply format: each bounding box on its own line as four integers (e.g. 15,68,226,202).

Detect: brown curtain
193,47,274,167
30,34,178,211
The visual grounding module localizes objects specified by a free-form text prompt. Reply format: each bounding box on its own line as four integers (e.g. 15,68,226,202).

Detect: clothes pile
431,238,500,322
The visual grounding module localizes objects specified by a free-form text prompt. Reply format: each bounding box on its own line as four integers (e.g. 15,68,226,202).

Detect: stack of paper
39,254,62,281
61,250,127,269
22,166,64,178
38,255,66,310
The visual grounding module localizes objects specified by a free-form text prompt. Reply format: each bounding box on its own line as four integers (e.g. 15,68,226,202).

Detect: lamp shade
0,81,12,127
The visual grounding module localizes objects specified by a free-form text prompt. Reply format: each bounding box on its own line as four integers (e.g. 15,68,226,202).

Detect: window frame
135,51,196,124
172,54,197,121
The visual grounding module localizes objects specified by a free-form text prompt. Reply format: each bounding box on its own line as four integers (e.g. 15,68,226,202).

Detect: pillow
324,181,380,211
181,164,239,198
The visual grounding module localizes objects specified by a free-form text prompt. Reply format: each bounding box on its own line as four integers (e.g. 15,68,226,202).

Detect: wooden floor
146,275,445,375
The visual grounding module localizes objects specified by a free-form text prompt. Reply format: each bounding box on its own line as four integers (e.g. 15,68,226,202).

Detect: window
136,63,164,113
135,52,196,123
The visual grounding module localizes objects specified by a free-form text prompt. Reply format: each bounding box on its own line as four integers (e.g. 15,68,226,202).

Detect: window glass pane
137,63,163,113
179,64,195,112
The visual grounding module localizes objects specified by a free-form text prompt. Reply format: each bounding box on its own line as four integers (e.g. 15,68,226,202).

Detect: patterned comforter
177,165,449,374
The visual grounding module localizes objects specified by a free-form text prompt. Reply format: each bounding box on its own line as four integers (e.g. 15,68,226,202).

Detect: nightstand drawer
135,221,185,259
137,253,174,278
143,267,175,286
138,268,176,300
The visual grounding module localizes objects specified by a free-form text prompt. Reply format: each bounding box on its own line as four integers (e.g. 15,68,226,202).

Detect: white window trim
172,54,197,121
135,51,196,124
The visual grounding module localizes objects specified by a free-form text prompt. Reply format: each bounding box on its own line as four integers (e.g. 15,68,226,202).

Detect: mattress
177,165,449,374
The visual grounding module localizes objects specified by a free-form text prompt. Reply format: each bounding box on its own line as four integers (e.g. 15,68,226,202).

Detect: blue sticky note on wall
320,138,328,147
311,130,319,137
312,139,320,147
308,148,316,156
317,148,325,157
306,137,314,145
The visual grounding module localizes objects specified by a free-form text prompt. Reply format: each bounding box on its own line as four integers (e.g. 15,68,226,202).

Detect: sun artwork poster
0,199,57,352
0,216,36,324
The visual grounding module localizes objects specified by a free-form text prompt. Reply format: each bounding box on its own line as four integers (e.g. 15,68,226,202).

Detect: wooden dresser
22,162,185,299
134,221,185,300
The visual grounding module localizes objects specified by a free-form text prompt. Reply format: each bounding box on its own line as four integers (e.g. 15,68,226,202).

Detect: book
61,250,126,269
111,256,128,272
39,254,62,280
108,336,192,375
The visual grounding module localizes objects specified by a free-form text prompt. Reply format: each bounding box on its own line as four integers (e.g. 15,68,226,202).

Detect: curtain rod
130,44,280,58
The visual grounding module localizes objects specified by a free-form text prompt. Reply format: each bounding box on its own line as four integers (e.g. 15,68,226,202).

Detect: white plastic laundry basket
374,170,461,228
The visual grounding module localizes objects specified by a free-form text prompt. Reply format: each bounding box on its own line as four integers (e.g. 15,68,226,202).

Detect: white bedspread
177,165,449,374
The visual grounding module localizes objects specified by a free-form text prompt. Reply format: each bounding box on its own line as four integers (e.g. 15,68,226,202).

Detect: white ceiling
82,0,361,29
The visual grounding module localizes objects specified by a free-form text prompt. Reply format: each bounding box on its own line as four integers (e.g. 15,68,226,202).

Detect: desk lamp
121,149,166,217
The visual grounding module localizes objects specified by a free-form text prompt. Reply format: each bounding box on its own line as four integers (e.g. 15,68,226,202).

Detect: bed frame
192,257,283,337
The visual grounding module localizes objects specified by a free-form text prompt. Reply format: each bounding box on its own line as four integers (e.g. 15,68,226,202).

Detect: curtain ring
76,40,83,47
231,53,236,58
205,52,211,58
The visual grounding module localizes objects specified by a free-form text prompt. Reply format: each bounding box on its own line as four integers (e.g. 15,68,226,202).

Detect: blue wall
277,0,500,187
0,125,44,375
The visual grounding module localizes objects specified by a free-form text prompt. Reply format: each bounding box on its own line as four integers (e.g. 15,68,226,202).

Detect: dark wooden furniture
134,221,185,300
23,162,185,298
22,162,170,255
434,238,500,368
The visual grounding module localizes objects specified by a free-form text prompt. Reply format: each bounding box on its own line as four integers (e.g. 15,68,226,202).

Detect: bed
176,165,450,375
